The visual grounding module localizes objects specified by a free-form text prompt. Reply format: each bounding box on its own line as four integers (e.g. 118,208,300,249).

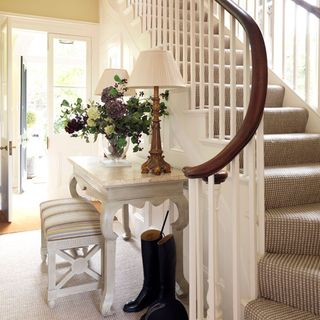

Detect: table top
69,156,187,188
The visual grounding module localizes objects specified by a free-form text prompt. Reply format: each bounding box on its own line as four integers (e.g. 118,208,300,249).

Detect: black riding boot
123,229,162,313
140,234,188,320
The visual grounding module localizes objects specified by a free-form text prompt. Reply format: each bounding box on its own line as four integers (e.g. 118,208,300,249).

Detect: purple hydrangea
65,116,86,134
106,100,127,120
101,86,122,104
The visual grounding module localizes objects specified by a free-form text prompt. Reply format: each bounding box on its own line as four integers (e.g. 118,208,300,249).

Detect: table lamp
127,49,185,175
95,68,135,96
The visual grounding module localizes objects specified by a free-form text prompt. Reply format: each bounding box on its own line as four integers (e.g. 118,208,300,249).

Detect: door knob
0,146,8,151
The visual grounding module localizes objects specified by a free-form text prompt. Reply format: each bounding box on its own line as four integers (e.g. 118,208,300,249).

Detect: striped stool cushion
44,210,101,241
40,198,97,221
41,199,102,242
46,219,101,241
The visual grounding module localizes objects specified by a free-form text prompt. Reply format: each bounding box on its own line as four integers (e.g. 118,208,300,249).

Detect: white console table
68,156,189,316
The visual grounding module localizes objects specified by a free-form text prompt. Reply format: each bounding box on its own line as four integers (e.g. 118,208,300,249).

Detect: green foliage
27,111,37,128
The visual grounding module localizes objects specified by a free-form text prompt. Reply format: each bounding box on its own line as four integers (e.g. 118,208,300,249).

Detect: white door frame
0,17,13,222
0,13,98,204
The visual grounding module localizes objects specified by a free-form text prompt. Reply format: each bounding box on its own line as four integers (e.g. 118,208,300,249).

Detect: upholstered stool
40,198,99,262
40,199,104,308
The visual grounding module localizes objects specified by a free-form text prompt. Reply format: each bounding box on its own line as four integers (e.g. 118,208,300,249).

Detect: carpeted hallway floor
0,228,147,320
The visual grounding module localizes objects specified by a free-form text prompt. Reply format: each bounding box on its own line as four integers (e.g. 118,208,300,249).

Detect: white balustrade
124,1,267,319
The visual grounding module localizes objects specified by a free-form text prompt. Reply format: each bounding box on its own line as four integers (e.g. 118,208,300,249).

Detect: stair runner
123,1,320,318
173,5,320,320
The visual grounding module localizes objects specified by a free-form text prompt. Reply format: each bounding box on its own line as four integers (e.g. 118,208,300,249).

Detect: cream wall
0,0,99,22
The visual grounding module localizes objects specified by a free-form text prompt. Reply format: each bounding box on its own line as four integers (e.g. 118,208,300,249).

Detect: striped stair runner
172,2,320,319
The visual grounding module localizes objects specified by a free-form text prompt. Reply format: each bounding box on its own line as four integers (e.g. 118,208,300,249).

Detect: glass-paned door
47,34,97,198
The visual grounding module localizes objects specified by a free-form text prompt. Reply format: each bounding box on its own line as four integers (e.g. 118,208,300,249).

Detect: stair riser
264,108,308,134
173,46,244,65
265,137,320,166
159,20,218,34
149,11,208,21
266,209,320,255
194,85,284,108
259,254,320,316
211,107,308,136
265,171,320,209
168,33,230,48
179,63,246,84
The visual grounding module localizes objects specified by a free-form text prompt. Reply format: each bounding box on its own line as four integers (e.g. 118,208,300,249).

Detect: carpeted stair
170,5,320,319
170,3,320,319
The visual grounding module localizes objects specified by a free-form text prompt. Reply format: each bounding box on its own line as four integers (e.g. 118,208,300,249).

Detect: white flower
87,106,100,120
104,125,115,136
87,118,96,127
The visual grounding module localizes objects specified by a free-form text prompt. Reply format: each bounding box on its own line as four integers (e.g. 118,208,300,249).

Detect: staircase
104,0,320,318
244,91,320,318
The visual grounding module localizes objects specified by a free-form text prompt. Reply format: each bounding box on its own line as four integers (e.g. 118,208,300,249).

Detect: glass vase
102,136,130,165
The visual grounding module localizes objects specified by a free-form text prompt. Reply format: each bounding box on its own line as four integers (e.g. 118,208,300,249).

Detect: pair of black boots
123,228,188,320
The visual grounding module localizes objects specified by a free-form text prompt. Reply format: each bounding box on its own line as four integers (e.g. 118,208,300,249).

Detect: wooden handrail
291,0,320,18
183,0,268,179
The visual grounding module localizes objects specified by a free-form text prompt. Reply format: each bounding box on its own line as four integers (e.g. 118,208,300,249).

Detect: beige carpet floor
0,228,147,320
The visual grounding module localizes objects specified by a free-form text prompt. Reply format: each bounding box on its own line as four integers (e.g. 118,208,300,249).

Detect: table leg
69,176,86,200
122,204,132,241
100,202,121,316
170,196,189,298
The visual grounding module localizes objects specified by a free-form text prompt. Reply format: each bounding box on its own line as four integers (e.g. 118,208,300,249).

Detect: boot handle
160,210,170,237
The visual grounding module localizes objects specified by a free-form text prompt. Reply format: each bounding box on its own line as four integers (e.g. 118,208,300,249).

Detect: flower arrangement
60,75,169,158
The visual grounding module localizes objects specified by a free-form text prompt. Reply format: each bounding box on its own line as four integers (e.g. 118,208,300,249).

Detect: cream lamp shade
127,49,185,89
95,68,135,96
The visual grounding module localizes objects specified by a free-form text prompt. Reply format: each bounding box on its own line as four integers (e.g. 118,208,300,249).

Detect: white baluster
163,0,168,50
208,0,215,135
190,0,196,110
175,0,180,64
305,11,310,103
196,179,204,319
230,16,237,139
256,121,265,257
199,0,205,108
182,0,187,82
293,3,298,90
231,156,240,320
243,34,250,175
142,0,147,32
157,0,162,47
168,0,174,53
152,0,157,47
189,178,199,320
218,5,225,140
248,137,257,300
207,175,223,320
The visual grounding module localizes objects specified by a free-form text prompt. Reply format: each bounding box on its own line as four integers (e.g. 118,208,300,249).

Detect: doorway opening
11,28,48,231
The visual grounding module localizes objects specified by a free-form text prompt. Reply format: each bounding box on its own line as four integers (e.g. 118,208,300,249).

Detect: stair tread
264,133,320,140
265,163,320,175
258,253,320,315
266,203,320,255
245,298,320,320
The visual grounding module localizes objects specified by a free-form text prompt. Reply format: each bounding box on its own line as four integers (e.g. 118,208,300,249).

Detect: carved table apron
68,156,189,316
